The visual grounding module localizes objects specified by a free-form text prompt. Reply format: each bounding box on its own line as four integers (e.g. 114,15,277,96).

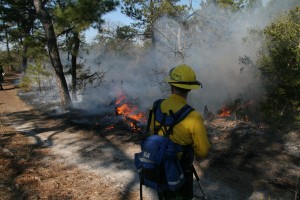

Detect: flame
115,95,126,105
114,94,146,131
216,99,256,120
131,113,145,121
116,103,146,122
116,104,130,115
129,121,139,132
218,107,231,117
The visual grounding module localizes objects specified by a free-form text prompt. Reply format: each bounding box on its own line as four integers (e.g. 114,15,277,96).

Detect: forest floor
0,73,299,200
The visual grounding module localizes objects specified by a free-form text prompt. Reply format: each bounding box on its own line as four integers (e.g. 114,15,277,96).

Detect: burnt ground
0,73,299,200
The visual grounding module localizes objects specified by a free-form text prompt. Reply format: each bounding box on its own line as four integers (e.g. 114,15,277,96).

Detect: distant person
0,64,4,90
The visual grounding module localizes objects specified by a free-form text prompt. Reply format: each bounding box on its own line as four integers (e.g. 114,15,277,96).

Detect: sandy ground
0,73,299,200
0,73,155,199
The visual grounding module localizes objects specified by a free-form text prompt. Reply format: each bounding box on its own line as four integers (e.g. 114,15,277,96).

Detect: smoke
74,0,299,115
73,48,166,113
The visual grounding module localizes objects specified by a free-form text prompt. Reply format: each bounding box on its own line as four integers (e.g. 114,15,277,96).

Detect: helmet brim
165,77,201,90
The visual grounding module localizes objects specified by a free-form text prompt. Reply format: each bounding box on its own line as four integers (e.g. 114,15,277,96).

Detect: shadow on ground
3,107,300,200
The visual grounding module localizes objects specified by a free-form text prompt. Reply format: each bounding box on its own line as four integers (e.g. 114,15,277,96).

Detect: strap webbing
144,109,153,136
153,99,194,137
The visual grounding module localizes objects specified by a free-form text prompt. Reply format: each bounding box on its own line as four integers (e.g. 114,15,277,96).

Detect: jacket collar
170,94,187,104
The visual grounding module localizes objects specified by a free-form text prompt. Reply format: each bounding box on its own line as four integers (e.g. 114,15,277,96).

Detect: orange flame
131,113,145,122
218,107,231,117
116,95,126,105
114,94,146,131
116,103,146,122
116,104,131,115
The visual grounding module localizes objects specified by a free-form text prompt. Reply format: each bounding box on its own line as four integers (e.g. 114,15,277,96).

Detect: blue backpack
134,99,194,198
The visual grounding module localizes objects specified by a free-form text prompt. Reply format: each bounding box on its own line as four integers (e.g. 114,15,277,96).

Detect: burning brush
114,94,147,132
204,98,257,122
217,98,256,121
70,94,147,133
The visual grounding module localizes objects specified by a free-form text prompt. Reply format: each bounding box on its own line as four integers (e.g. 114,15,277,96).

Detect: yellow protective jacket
150,94,210,158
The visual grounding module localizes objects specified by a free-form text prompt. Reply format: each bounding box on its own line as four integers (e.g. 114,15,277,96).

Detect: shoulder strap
144,99,164,135
153,99,165,135
154,99,194,137
144,109,152,135
164,105,194,137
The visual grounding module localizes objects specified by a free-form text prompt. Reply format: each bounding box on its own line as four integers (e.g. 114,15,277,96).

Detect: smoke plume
75,0,299,116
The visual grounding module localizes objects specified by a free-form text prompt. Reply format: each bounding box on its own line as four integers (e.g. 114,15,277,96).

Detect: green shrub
258,6,300,128
19,75,32,92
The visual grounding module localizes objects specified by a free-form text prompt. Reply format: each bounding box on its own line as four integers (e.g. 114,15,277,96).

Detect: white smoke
74,0,299,115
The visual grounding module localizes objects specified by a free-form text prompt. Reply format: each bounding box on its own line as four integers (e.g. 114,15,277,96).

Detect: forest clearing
0,73,299,199
0,0,299,199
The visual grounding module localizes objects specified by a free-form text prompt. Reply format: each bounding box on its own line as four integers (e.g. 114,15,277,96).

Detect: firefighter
0,64,4,90
150,64,211,200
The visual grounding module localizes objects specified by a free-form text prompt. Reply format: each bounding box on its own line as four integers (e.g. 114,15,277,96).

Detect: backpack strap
154,99,194,137
153,99,165,135
144,109,153,135
144,99,164,135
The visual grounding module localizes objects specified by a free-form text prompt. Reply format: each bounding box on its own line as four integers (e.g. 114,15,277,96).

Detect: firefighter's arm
192,114,211,158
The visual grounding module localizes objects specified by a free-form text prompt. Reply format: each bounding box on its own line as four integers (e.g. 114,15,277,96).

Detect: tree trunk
22,44,28,72
21,26,33,73
4,28,13,71
71,31,80,101
150,0,156,47
33,0,72,110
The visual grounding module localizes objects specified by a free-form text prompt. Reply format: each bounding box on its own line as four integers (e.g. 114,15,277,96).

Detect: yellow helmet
165,64,202,90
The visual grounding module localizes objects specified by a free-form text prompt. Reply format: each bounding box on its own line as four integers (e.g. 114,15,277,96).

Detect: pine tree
122,0,186,45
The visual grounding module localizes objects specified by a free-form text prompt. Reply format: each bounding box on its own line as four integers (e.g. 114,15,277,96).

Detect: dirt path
0,74,151,199
0,73,299,200
0,74,31,113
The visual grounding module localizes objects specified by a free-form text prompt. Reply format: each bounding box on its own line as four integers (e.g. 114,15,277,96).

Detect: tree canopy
121,0,187,44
